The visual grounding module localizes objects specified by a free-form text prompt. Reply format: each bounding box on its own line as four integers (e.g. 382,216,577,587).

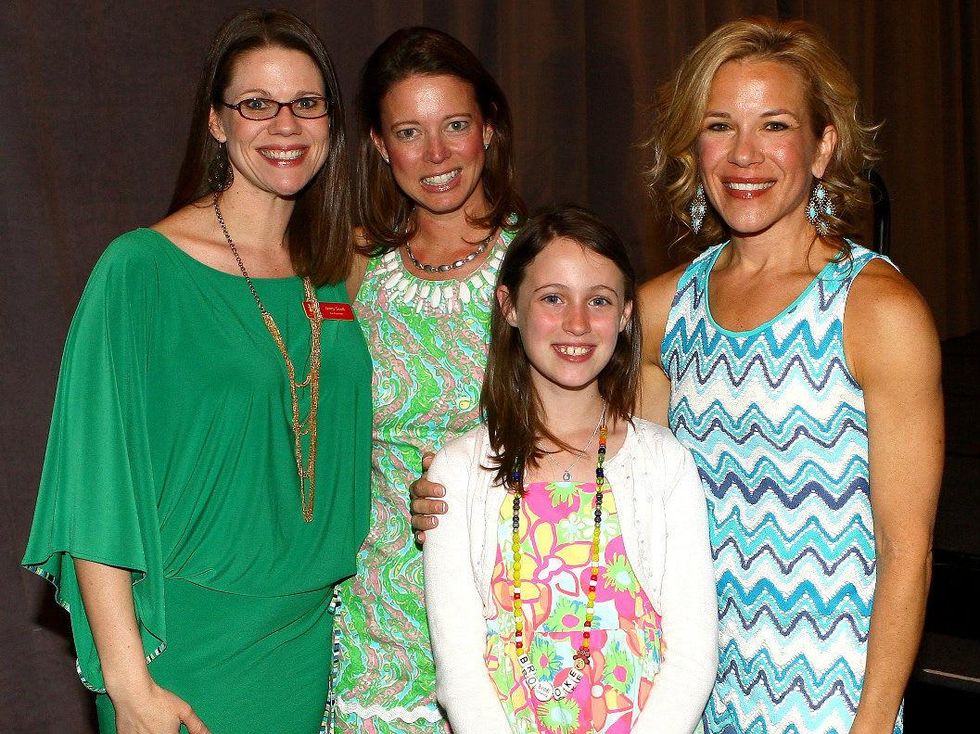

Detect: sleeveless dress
332,229,515,733
22,229,372,734
486,480,664,734
661,243,902,734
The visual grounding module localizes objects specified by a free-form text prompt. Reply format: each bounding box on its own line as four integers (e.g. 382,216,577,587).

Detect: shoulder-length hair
356,26,526,256
645,17,879,252
481,205,641,489
168,9,353,285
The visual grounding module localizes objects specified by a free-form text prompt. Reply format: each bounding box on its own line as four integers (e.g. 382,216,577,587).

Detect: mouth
420,168,461,190
553,344,595,360
259,147,307,164
722,179,775,198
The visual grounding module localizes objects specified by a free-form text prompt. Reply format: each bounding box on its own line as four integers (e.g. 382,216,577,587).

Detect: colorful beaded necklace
510,411,608,702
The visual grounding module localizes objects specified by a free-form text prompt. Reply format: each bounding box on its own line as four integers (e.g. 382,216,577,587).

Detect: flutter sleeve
22,232,166,693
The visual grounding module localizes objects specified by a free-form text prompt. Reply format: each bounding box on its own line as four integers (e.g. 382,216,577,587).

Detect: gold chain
214,195,322,522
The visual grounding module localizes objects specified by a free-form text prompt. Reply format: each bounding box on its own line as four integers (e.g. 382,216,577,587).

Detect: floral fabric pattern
487,480,663,734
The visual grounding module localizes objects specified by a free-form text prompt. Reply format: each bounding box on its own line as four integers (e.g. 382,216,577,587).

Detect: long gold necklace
214,195,322,522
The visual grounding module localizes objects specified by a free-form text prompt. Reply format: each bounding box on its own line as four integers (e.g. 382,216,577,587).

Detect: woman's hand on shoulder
109,677,211,734
636,263,689,425
410,451,447,545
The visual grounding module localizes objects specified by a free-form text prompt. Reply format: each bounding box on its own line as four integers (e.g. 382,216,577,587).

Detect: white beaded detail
375,239,505,317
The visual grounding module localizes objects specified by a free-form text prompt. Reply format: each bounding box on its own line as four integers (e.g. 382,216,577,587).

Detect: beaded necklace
510,410,608,702
214,196,322,522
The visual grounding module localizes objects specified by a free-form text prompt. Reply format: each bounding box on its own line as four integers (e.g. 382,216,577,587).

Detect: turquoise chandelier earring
689,183,707,234
806,180,835,235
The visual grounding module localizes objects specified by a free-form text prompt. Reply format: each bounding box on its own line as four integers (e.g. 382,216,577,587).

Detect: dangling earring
484,141,490,150
689,183,707,234
806,180,835,236
380,152,390,165
207,142,234,192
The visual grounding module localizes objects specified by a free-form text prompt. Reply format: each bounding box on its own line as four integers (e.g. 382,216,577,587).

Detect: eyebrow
703,109,801,120
531,283,620,294
233,88,324,99
390,112,474,127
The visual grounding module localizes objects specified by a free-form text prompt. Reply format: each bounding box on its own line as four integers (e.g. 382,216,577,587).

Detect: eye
294,96,326,111
243,98,272,111
590,296,613,307
541,294,563,305
764,120,790,131
447,119,470,132
704,120,731,132
394,127,419,141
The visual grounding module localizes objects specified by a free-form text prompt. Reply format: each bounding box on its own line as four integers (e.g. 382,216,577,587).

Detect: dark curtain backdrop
3,1,978,730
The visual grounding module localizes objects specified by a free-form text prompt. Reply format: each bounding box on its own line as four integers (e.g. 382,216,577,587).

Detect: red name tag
304,301,355,320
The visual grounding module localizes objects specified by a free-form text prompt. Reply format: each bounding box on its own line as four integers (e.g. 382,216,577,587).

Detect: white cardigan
423,418,718,734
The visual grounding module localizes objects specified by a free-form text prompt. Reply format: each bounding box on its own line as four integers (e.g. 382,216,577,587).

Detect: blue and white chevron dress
662,243,901,734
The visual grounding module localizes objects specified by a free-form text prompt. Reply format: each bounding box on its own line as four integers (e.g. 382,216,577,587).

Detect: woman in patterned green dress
330,27,526,734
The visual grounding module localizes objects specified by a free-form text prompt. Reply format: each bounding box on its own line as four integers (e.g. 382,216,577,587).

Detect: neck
214,185,295,251
412,196,491,252
726,217,827,274
537,383,606,440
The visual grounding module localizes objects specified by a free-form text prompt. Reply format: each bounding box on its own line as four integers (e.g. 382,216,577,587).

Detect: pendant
533,680,555,702
562,470,571,482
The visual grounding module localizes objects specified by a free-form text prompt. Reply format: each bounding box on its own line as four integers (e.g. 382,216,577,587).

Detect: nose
563,302,590,336
728,129,761,167
424,133,449,164
268,105,301,135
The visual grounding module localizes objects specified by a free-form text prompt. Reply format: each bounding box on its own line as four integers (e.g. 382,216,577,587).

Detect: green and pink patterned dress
332,230,515,733
486,480,664,734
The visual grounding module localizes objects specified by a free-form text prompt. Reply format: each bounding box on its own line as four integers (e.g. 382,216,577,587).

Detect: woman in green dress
330,27,525,734
21,10,371,733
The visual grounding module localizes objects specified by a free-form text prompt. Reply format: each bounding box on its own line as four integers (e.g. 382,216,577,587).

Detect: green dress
22,229,372,734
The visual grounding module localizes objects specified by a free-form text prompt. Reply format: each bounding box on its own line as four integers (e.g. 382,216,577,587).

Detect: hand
110,678,211,734
410,451,447,545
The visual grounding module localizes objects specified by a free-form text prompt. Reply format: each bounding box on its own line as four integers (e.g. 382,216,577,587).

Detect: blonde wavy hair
645,17,879,249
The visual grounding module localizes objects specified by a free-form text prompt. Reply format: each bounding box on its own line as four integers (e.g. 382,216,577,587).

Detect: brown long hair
481,206,641,488
645,17,879,252
168,9,353,285
356,26,526,256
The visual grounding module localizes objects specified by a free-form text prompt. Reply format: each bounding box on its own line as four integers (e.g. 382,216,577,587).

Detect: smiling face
500,237,632,399
372,73,493,220
696,59,837,240
208,45,330,200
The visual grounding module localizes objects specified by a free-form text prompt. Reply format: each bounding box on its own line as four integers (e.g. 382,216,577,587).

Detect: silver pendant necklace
547,404,606,481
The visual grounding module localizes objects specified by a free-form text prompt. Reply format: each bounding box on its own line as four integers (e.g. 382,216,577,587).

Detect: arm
633,442,718,734
410,453,445,543
422,450,512,734
74,559,209,734
636,266,687,425
844,261,943,733
345,249,370,302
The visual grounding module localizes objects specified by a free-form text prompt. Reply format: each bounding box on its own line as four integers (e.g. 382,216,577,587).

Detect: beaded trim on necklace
374,234,505,316
510,412,608,702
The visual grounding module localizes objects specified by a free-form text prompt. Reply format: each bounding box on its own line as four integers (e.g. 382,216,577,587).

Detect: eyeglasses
222,96,330,121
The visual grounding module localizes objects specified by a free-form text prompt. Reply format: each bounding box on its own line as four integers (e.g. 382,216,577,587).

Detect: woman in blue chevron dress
640,18,943,734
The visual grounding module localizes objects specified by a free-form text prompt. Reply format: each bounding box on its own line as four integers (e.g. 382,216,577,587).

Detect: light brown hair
645,17,879,249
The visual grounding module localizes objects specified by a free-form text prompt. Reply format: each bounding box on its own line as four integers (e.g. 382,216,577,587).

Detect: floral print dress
486,480,664,734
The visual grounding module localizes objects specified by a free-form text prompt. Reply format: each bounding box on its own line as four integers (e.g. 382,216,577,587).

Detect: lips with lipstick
259,147,307,165
420,168,461,192
722,178,775,199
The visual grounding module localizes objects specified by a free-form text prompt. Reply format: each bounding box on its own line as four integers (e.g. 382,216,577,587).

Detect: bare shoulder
346,228,372,301
638,261,690,359
845,258,941,385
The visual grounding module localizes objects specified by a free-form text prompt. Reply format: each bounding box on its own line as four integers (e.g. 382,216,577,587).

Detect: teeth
726,181,773,191
262,149,304,161
422,170,459,186
556,345,591,356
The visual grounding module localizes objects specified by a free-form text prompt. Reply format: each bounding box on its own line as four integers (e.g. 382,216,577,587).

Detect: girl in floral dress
422,206,717,734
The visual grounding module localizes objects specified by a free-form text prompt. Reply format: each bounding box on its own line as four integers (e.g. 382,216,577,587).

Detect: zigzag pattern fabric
662,243,902,734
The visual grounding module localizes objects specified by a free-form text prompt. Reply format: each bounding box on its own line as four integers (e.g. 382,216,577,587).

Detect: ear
811,124,837,179
482,122,495,149
620,299,634,333
370,129,389,163
208,106,227,144
497,285,517,327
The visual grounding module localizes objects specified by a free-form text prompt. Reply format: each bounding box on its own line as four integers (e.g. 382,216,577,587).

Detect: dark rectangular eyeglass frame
221,96,331,120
